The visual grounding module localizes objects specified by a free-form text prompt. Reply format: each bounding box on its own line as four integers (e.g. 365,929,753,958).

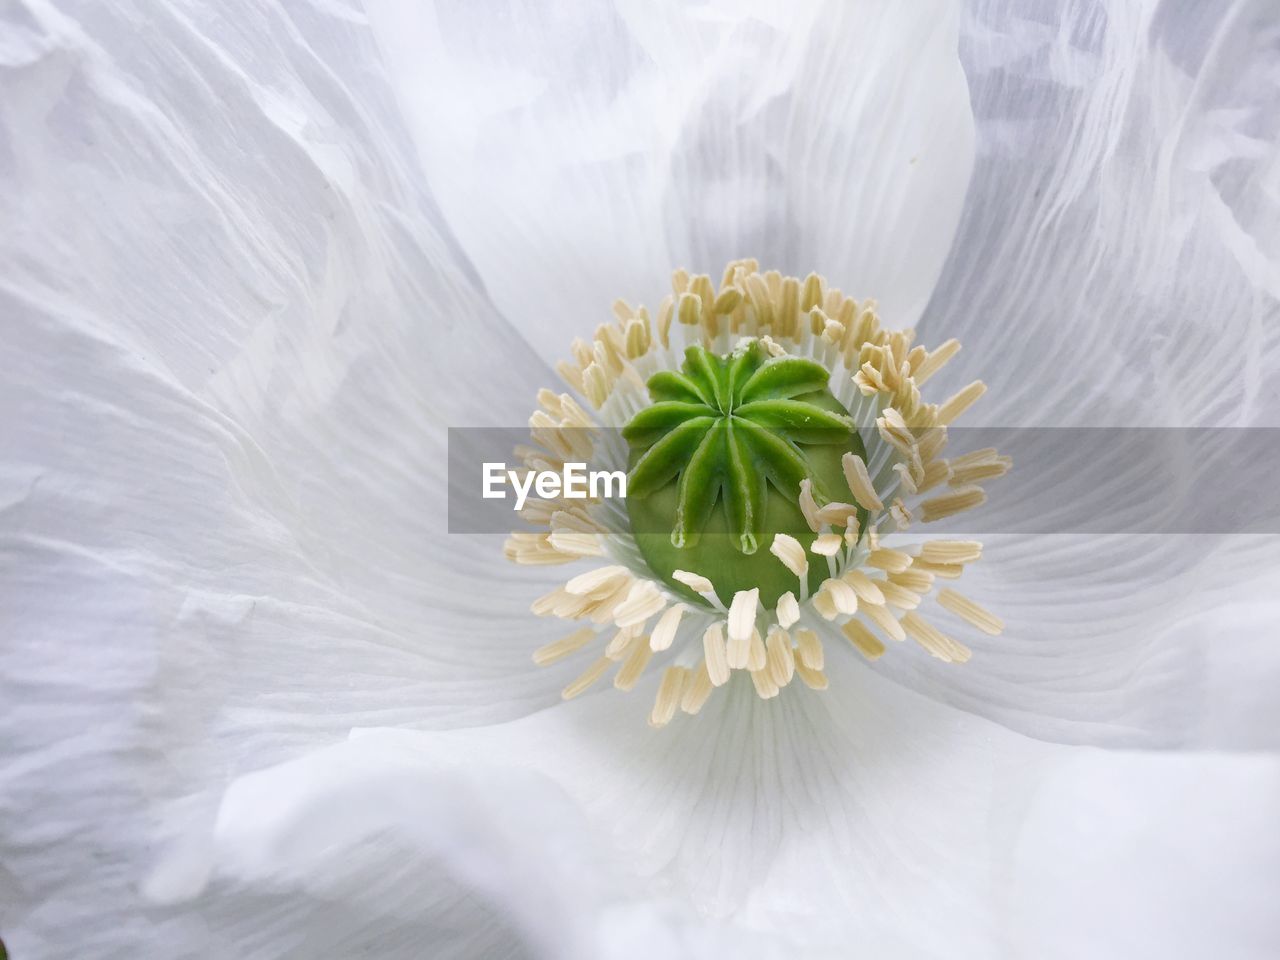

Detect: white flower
3,1,1279,959
509,263,1004,718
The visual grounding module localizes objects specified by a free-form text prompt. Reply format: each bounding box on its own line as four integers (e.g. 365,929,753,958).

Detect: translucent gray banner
448,427,1280,535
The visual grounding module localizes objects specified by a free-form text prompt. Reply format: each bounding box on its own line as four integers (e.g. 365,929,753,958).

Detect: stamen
820,578,859,615
920,486,987,522
811,533,843,556
889,499,913,529
889,568,935,594
901,612,971,663
652,299,673,349
557,359,585,392
765,627,796,686
550,507,605,534
798,478,821,532
892,463,918,496
794,627,824,671
680,661,714,714
513,262,1006,720
713,287,743,314
937,381,986,425
816,501,859,526
677,292,701,326
948,448,1000,470
530,587,569,617
913,338,961,384
533,627,596,666
673,569,715,594
949,456,1012,486
563,657,612,699
918,540,983,564
794,659,829,690
588,579,634,623
910,559,965,579
917,428,948,464
747,629,768,673
801,272,824,311
866,548,912,573
506,534,575,566
776,591,800,628
876,410,915,456
582,363,609,407
613,581,666,628
614,637,654,691
751,668,781,699
727,588,760,645
841,620,886,660
842,570,886,605
917,459,952,492
649,603,687,651
770,534,810,577
650,666,690,727
726,624,753,670
605,626,641,660
548,531,606,558
937,588,1004,635
703,623,731,686
878,580,922,610
565,565,630,596
861,603,907,642
812,588,838,620
624,319,649,359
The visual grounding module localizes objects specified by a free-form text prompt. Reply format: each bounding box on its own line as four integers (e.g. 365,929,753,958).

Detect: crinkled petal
175,662,1280,958
368,0,975,357
146,740,807,960
863,533,1280,749
3,0,1278,956
0,1,572,955
932,0,1280,427
866,0,1280,745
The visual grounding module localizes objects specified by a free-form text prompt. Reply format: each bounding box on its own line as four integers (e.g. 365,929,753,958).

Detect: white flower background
3,0,1280,958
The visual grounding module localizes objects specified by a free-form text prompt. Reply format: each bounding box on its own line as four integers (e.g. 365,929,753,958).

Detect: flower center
623,340,867,609
505,259,1010,723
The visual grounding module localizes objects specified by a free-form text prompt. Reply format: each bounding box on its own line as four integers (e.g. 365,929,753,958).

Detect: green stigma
623,340,867,608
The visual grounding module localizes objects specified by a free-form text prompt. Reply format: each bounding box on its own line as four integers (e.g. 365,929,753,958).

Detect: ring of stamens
505,259,1010,727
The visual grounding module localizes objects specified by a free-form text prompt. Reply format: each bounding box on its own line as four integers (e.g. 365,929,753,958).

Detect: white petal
181,666,1280,957
869,0,1280,746
930,2,1280,428
149,736,808,960
770,0,975,324
6,2,1278,956
1005,746,1280,959
0,4,592,954
368,0,975,357
863,531,1280,748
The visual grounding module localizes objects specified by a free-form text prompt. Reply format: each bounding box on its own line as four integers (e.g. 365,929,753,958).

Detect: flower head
5,2,1278,958
507,260,1009,722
